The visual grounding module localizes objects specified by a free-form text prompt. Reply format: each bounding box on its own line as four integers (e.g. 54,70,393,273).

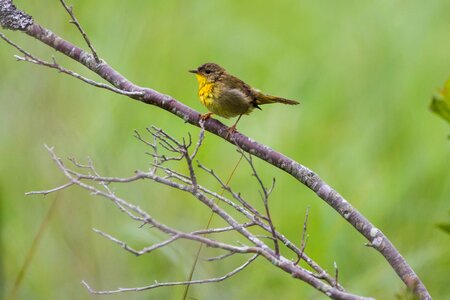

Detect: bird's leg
200,112,213,120
227,114,243,137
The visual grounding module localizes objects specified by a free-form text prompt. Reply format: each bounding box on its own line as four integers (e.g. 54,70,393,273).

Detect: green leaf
436,223,450,235
430,78,450,123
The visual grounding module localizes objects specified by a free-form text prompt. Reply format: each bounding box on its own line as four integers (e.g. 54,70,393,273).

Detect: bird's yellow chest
195,74,216,107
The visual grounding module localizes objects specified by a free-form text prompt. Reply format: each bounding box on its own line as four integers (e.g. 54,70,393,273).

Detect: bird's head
189,63,225,83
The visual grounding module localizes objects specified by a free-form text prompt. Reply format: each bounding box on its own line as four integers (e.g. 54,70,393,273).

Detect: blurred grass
1,0,449,299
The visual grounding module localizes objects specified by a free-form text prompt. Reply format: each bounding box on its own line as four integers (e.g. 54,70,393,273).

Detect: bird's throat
196,74,214,106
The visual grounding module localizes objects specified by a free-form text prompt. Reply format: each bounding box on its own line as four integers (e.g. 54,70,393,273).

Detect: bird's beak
188,69,198,74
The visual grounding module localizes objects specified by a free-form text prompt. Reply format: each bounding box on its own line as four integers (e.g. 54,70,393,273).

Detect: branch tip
59,0,100,62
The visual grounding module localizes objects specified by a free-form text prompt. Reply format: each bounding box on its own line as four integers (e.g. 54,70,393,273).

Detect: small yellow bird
189,63,299,132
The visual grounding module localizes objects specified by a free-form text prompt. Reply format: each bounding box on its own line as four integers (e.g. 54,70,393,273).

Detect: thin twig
93,228,180,256
184,141,198,189
59,0,100,62
95,222,255,257
191,222,255,235
203,252,237,262
190,119,206,160
25,181,74,196
197,161,267,221
295,206,310,265
261,193,279,256
241,151,279,256
334,261,339,288
0,33,142,97
81,254,259,294
16,54,142,97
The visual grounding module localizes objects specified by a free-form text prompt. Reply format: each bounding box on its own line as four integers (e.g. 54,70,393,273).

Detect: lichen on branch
0,0,33,30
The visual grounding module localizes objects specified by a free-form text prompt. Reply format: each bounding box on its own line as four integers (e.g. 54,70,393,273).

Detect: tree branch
0,1,430,299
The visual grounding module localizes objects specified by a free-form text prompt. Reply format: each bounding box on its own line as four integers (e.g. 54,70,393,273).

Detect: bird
189,63,299,133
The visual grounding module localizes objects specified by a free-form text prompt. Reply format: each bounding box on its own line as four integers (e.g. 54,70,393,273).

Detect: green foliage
430,78,450,123
437,223,450,235
395,287,419,300
1,0,449,299
436,212,450,235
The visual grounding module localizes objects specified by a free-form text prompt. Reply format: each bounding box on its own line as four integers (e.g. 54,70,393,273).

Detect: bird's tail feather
256,93,299,105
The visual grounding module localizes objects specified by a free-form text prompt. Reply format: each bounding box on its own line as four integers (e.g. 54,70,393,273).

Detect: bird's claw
200,112,213,121
225,125,237,138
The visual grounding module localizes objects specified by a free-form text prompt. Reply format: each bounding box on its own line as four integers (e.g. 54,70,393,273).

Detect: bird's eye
204,69,211,74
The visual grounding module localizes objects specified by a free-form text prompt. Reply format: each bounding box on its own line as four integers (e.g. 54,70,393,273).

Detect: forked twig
59,0,99,62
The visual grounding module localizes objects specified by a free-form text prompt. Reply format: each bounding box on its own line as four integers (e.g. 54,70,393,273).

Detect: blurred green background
1,0,449,299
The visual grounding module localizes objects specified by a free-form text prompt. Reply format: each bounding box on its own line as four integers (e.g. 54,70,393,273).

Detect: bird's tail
256,93,299,105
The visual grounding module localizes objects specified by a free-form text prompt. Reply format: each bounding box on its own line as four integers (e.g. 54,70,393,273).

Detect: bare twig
25,181,74,196
184,140,198,189
241,151,280,256
295,206,310,265
0,33,142,97
93,223,256,257
190,119,206,160
81,254,259,295
93,228,180,256
334,262,339,288
197,161,267,221
203,252,237,262
191,222,255,235
261,192,279,256
59,0,100,62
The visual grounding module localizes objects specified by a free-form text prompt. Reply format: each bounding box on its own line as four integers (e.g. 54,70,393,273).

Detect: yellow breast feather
196,74,215,107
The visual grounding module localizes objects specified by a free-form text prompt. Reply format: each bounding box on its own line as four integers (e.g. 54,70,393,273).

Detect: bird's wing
222,75,260,108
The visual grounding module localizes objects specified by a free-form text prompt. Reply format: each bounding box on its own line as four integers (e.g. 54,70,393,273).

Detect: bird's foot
200,112,213,121
225,124,238,138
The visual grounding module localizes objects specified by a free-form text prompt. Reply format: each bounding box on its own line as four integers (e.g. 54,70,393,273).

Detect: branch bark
0,1,430,299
